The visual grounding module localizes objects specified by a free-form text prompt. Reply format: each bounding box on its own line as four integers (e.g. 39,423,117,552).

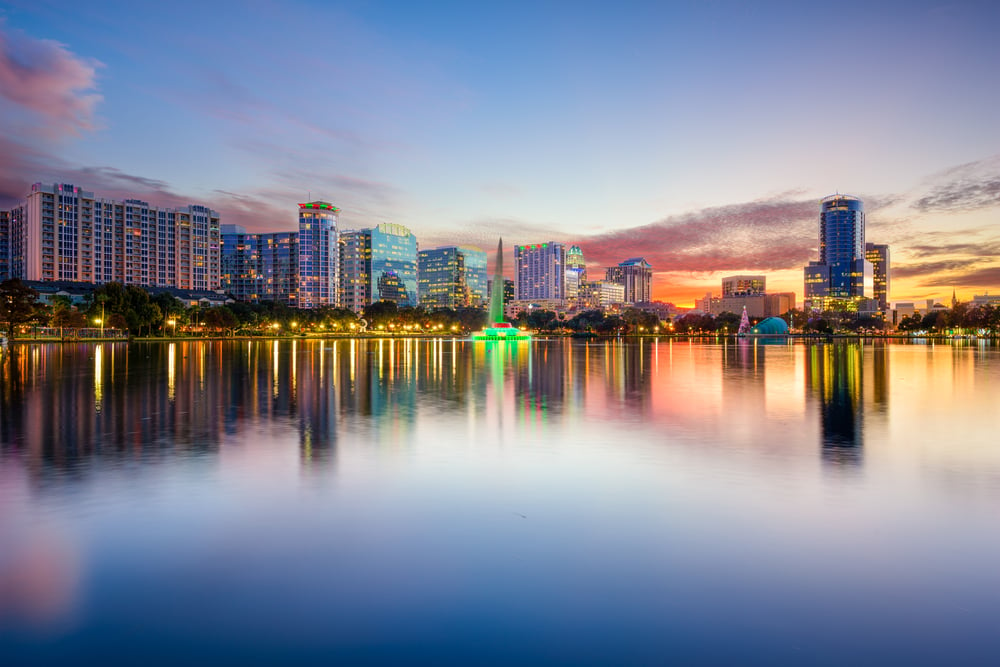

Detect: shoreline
3,332,996,346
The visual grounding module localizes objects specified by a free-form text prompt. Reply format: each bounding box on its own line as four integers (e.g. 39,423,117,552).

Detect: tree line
896,303,1000,333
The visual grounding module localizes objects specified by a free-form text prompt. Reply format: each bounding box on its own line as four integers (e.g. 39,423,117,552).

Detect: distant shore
3,332,996,346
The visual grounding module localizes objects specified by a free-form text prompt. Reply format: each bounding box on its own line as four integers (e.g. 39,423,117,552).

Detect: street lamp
94,317,103,338
167,318,177,337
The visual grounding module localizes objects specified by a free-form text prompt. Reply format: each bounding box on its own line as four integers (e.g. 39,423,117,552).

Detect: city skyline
1,1,999,306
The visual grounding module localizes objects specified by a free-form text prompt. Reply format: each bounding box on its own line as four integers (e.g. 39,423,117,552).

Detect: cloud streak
0,23,102,136
912,157,1000,213
578,197,818,274
922,266,1000,288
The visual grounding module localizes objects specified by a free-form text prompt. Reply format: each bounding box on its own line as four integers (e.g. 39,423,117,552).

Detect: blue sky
2,0,999,304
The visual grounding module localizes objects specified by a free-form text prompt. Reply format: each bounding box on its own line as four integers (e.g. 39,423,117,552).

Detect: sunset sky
2,0,998,306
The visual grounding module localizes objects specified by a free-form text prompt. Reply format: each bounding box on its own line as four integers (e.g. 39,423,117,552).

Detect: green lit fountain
472,238,531,342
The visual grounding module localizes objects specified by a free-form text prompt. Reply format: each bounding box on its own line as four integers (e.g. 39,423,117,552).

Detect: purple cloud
920,266,1000,289
912,157,1000,213
906,241,1000,258
0,23,102,135
577,197,818,273
891,260,975,280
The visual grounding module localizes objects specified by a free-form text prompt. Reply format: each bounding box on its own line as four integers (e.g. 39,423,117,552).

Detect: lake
1,338,999,665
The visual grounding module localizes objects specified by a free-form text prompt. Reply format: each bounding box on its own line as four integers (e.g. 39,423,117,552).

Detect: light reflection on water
1,338,999,665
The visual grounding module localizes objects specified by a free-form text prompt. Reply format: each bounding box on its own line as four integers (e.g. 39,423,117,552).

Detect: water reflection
805,342,864,466
0,339,988,478
3,339,1000,664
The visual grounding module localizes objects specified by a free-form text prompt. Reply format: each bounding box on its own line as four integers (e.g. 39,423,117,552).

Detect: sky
1,0,999,306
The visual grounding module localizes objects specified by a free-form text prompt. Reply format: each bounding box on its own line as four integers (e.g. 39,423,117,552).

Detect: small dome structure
750,317,789,335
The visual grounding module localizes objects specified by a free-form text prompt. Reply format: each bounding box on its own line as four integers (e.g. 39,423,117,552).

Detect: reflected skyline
3,339,1000,664
5,338,996,480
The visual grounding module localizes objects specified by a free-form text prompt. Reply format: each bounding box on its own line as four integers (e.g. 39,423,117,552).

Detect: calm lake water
1,338,999,665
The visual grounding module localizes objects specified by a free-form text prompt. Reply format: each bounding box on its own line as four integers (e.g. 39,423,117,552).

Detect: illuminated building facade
722,275,765,297
371,223,418,307
514,242,566,303
12,183,220,290
565,245,587,301
418,245,488,308
865,243,890,312
804,194,872,309
605,257,652,304
336,223,418,310
297,201,339,308
578,279,625,309
339,229,372,312
220,225,299,306
0,207,23,280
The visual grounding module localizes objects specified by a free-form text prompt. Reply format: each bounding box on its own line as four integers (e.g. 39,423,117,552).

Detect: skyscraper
297,201,339,308
0,207,22,281
338,224,418,311
220,224,299,306
804,195,872,308
16,183,220,289
565,245,587,301
514,242,566,302
865,243,890,312
339,229,372,312
370,223,418,307
417,246,488,309
605,257,652,304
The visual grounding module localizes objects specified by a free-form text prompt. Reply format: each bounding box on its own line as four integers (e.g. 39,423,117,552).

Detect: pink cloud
0,24,102,136
577,197,818,274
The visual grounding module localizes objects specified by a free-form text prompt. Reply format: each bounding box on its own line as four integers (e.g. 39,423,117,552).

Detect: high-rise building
514,242,566,302
578,280,625,309
14,183,220,289
418,246,488,309
804,195,872,309
0,207,22,281
565,245,587,301
865,243,890,312
605,257,652,304
339,229,372,312
220,224,299,306
337,223,418,311
721,275,765,297
370,223,418,307
297,202,339,308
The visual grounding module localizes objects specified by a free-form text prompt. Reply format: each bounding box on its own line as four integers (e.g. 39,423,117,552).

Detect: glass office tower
418,246,488,308
804,195,872,307
865,243,890,312
370,223,418,307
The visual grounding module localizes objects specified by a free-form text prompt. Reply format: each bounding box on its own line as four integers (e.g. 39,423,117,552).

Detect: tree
714,311,741,333
526,309,557,331
0,279,42,339
202,306,237,335
566,309,606,333
621,307,659,333
51,306,87,335
897,314,923,332
364,301,399,329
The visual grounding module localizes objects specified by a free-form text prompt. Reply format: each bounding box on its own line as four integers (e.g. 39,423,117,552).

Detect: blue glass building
417,246,488,308
370,223,418,307
804,195,872,308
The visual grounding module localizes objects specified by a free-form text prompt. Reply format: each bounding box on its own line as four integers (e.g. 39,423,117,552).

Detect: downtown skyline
1,1,999,306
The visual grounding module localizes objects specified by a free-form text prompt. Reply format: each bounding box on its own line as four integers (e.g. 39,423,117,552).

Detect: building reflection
0,338,664,481
804,342,868,467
